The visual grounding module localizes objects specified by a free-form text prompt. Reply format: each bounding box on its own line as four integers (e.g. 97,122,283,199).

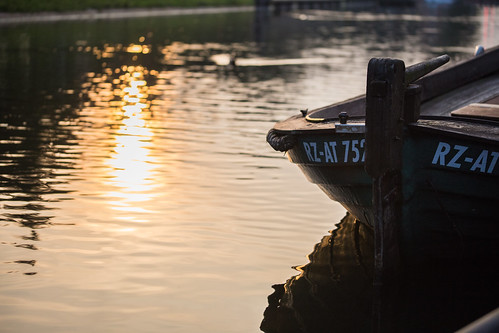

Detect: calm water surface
1,4,498,332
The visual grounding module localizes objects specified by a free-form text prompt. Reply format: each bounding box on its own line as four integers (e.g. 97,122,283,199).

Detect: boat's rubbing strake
266,129,296,152
267,114,366,152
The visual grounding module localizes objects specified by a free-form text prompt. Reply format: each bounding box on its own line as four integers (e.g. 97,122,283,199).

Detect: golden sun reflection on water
105,66,159,219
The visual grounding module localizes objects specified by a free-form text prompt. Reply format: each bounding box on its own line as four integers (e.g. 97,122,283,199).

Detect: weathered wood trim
365,58,405,177
419,45,499,102
365,58,406,333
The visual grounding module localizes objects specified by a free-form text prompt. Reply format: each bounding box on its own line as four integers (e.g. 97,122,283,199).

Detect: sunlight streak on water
104,67,159,217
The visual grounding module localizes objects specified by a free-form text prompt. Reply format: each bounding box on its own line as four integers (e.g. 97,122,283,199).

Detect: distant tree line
0,0,253,12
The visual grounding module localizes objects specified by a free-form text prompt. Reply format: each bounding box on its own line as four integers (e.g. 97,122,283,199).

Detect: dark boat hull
286,131,373,225
285,118,499,230
401,121,499,265
269,47,499,231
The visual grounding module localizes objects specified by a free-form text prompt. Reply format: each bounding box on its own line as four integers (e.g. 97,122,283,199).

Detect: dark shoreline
0,6,253,25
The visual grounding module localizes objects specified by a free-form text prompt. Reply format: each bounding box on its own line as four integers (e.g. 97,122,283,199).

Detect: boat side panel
401,129,499,274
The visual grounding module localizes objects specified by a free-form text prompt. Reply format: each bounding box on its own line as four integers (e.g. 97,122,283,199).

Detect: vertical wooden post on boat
403,84,422,124
365,58,405,333
364,54,450,331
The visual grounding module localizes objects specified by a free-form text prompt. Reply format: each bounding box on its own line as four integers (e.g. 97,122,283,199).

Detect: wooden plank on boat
365,58,405,333
365,58,405,177
419,45,499,102
485,95,499,105
451,103,499,121
421,74,499,116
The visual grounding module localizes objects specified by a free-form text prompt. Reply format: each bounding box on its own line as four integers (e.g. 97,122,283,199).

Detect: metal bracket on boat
335,111,366,133
335,123,366,133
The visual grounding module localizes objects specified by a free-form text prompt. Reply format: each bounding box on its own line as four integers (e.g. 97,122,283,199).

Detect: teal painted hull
285,120,499,224
284,118,499,274
401,123,499,268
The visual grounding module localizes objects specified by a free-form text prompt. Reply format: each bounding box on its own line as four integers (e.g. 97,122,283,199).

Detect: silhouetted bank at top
0,0,253,13
255,0,418,11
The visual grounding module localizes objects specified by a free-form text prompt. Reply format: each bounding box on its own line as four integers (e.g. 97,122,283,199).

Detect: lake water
1,4,498,333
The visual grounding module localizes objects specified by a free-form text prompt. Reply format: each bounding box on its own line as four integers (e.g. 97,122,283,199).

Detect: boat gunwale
271,45,499,134
272,113,499,140
407,116,499,145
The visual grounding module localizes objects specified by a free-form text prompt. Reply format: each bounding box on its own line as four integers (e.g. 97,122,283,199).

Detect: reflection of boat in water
261,214,499,332
266,46,499,331
261,213,374,333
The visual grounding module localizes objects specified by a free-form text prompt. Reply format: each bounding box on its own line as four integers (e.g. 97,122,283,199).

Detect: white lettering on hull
431,141,498,174
302,139,365,164
302,139,498,174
